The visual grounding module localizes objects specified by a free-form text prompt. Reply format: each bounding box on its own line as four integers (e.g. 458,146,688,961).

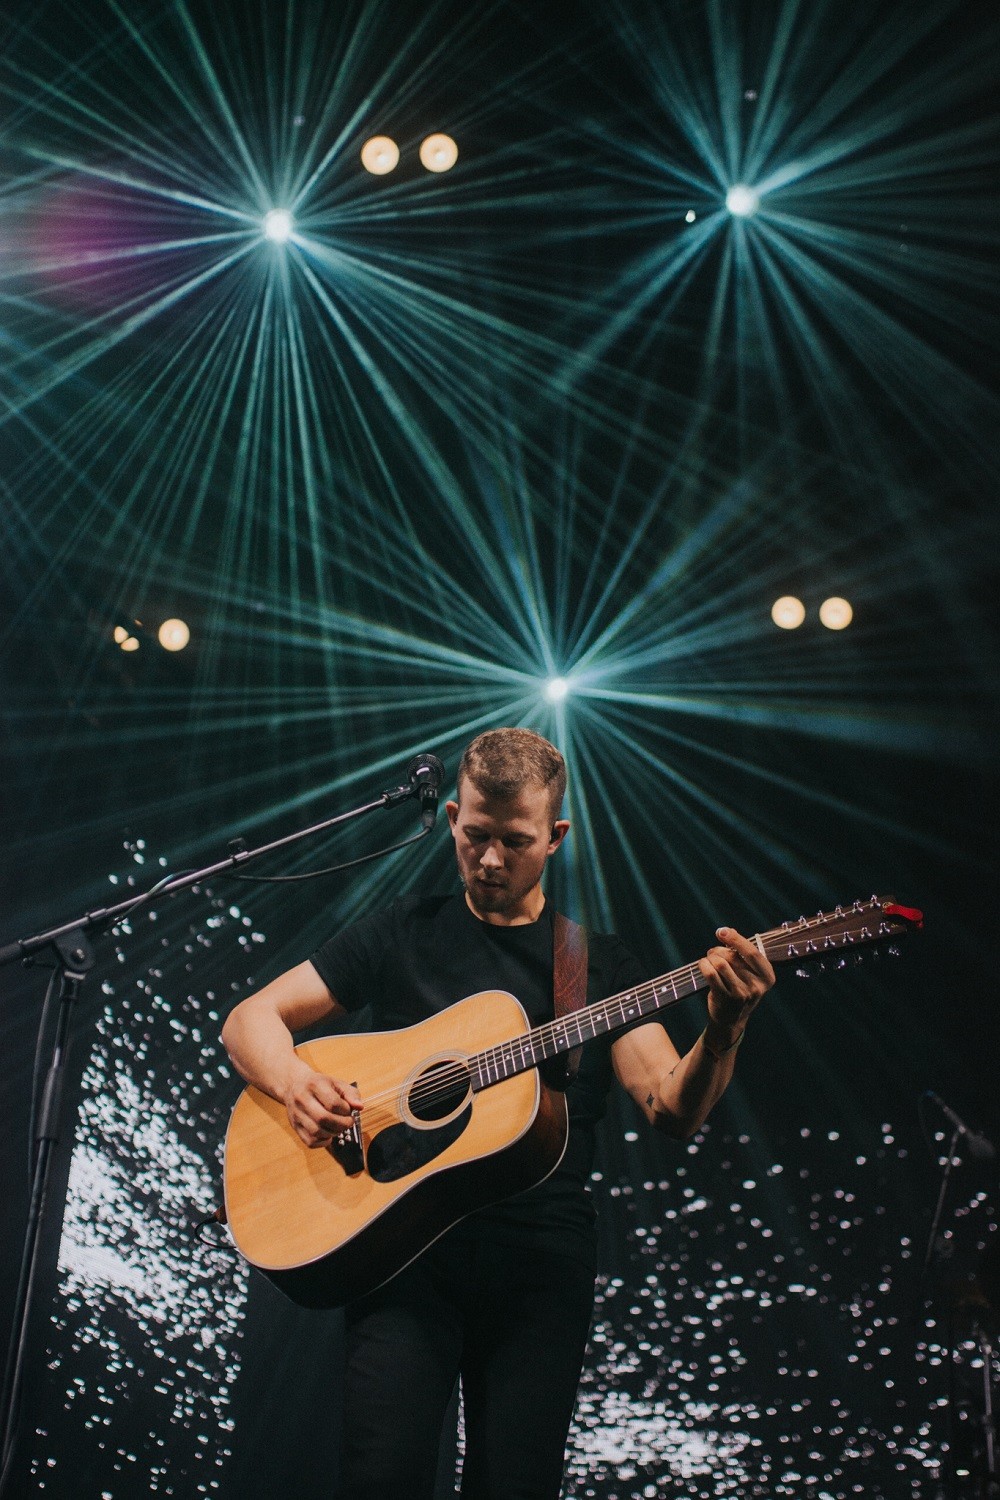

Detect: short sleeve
588,930,646,1007
310,904,394,1012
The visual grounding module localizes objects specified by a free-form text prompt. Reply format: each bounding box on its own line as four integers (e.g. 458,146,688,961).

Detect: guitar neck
471,961,705,1090
470,896,922,1092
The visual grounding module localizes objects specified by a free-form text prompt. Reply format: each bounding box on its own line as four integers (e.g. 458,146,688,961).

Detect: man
222,728,774,1499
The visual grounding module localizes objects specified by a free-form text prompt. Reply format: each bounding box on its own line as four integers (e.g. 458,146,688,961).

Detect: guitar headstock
759,896,923,968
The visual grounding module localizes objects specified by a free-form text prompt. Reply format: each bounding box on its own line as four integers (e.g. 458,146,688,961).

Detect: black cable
224,825,431,883
104,870,196,925
190,1207,239,1255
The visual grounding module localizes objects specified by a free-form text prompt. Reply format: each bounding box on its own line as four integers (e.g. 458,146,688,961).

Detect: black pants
339,1232,596,1500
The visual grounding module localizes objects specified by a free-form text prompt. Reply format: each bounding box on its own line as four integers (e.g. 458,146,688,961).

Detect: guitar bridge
331,1105,364,1176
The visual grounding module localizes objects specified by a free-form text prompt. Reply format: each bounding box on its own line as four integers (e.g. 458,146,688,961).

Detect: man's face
446,780,569,925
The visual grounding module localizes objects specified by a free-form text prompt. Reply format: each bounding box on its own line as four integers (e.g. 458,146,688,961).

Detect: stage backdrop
14,837,997,1500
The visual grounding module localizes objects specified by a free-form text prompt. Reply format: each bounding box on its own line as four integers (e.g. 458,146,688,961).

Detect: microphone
406,754,445,831
925,1091,996,1162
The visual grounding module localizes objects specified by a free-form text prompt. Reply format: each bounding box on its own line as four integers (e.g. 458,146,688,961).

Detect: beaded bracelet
701,1025,746,1059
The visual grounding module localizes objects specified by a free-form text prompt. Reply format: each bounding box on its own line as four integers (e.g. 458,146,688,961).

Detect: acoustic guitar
222,896,922,1307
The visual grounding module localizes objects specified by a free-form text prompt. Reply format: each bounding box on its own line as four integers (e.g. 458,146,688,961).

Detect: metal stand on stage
977,1324,997,1496
916,1095,999,1498
954,1239,1000,1499
0,754,443,1499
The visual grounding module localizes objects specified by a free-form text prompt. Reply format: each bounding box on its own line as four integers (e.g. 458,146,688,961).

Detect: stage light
158,618,190,652
360,136,400,175
419,133,458,173
685,210,697,223
114,621,142,650
771,596,805,629
262,209,293,243
819,597,853,630
544,676,569,703
725,184,759,217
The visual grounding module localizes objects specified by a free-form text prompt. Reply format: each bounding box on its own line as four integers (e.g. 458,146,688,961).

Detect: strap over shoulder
550,911,588,1087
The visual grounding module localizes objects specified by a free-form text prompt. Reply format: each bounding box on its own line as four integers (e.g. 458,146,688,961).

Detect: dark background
1,0,998,1495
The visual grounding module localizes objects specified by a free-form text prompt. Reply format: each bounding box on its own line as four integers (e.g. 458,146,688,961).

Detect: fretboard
471,961,707,1091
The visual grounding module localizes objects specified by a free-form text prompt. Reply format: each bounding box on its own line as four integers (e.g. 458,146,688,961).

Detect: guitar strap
551,910,588,1087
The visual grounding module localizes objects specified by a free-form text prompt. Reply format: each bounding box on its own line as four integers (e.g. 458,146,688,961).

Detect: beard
464,874,516,916
462,867,548,922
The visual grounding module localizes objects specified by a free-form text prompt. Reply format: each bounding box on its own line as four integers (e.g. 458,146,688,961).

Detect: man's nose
480,842,503,869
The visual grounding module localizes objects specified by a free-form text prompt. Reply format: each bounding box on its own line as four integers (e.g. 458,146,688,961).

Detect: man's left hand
698,926,775,1030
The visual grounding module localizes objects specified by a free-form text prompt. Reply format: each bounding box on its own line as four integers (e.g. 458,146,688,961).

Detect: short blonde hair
457,728,566,822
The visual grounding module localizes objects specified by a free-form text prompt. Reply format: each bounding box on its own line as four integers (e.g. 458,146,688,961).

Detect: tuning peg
887,944,901,958
795,967,812,980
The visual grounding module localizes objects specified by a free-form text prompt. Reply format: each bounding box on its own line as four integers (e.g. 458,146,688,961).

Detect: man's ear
445,800,459,835
548,819,570,853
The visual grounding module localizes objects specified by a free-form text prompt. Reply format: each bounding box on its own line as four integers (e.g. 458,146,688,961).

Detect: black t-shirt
310,893,646,1266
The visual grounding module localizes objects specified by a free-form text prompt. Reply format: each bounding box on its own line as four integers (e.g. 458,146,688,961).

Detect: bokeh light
158,618,191,651
419,132,458,172
360,135,400,175
771,596,806,629
819,596,854,630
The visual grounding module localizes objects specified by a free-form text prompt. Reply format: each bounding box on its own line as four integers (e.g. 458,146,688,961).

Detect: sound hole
407,1059,472,1123
365,1057,474,1184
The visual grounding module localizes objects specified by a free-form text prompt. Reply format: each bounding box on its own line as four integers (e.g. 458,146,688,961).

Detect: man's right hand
283,1058,363,1148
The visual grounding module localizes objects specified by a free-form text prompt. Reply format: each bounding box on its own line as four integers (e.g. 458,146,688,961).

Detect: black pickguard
366,1107,472,1183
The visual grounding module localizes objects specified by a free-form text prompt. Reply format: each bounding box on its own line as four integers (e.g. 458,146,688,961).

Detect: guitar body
223,990,568,1308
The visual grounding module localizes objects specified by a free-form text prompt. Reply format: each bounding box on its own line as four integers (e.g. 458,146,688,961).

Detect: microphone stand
916,1123,964,1310
915,1120,1000,1498
978,1324,997,1498
0,771,431,1498
912,1124,963,1499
